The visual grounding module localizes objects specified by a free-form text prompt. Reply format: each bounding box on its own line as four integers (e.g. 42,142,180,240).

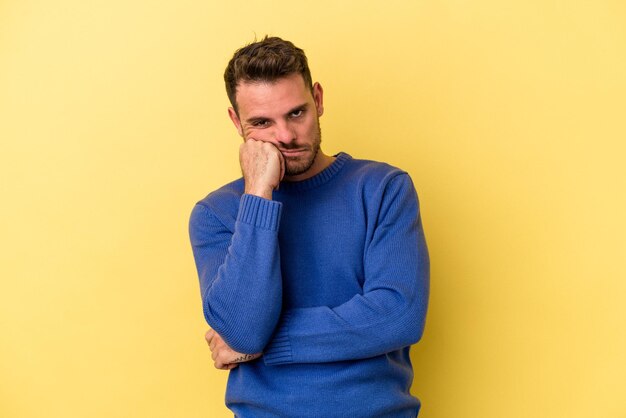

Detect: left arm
263,173,430,365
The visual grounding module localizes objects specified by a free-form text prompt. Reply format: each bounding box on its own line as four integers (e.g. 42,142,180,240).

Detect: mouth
280,149,308,157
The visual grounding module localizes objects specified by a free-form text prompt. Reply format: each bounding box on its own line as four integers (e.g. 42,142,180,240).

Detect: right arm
188,140,285,354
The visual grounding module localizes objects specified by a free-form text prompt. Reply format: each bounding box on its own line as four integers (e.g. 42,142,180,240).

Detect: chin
285,159,315,177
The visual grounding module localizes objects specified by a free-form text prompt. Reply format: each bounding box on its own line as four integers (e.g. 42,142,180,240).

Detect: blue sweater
189,153,430,417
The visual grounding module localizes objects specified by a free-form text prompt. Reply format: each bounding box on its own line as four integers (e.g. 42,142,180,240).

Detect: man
189,36,429,417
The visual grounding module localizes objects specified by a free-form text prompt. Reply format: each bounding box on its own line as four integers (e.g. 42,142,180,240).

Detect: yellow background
1,0,625,417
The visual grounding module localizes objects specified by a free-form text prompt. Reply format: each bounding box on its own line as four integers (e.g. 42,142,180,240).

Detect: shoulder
189,178,244,232
341,153,413,195
196,178,244,211
336,154,421,224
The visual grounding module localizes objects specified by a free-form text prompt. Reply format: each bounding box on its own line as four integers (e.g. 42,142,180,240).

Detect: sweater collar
276,152,351,193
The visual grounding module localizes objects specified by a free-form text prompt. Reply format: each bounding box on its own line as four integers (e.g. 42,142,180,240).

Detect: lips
280,149,307,157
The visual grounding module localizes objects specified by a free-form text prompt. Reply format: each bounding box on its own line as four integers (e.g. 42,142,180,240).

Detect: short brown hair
224,36,313,113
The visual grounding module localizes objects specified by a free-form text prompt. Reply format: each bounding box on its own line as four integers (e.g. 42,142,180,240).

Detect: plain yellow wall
1,1,625,417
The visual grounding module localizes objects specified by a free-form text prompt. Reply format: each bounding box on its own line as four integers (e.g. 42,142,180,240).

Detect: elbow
397,293,429,347
407,270,430,345
229,334,271,355
203,301,281,354
204,312,274,354
409,317,427,345
396,313,426,348
407,299,429,346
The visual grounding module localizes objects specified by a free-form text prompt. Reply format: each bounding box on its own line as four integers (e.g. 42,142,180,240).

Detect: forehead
235,73,311,117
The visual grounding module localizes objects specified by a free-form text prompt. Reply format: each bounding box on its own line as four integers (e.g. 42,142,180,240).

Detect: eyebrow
245,103,309,125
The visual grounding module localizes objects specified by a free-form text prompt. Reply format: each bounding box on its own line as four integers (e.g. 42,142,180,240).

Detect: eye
290,109,304,118
252,119,269,127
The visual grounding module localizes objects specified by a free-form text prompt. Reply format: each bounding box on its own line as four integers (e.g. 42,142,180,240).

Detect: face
228,73,326,181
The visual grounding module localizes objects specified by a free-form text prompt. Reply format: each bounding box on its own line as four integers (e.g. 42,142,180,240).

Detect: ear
227,107,244,137
312,82,324,117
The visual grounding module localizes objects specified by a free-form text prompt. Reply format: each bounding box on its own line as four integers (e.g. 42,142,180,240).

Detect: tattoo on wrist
232,353,259,363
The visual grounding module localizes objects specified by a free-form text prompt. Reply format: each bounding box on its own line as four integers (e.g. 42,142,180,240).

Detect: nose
273,121,296,146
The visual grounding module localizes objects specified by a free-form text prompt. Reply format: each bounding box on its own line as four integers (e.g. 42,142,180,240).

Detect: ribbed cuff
263,312,293,365
237,194,282,231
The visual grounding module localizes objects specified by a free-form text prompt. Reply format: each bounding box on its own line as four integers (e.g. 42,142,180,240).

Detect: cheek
299,119,317,136
243,127,271,141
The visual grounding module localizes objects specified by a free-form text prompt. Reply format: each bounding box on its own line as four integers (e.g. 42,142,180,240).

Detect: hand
205,329,262,370
239,139,285,199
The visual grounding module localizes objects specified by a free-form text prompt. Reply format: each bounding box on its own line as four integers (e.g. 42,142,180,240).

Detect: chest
277,191,370,308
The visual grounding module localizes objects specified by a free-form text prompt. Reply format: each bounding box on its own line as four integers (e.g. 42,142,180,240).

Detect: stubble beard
284,122,322,177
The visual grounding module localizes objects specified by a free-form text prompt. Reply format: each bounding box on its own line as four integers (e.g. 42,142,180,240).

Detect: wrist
244,185,273,200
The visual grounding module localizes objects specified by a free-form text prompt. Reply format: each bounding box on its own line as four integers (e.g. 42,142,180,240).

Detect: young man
189,36,430,417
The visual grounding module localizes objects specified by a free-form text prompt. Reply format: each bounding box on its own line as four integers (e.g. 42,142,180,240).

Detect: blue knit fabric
189,153,430,417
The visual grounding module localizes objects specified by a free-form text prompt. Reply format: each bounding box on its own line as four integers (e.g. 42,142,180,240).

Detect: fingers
206,330,232,370
213,349,241,370
214,360,239,370
279,150,285,182
205,329,214,345
205,329,216,351
205,329,253,370
240,139,284,197
214,357,224,369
